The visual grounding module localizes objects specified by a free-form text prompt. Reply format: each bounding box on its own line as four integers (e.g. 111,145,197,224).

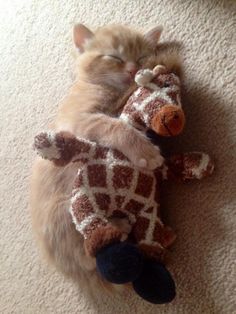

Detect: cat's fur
30,24,169,294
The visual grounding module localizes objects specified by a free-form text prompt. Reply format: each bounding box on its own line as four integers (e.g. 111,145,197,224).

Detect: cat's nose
126,64,138,79
128,68,138,78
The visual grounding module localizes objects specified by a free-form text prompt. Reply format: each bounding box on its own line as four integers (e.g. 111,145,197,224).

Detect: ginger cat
30,24,163,292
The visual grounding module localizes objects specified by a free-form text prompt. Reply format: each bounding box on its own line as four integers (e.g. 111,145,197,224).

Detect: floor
0,0,235,313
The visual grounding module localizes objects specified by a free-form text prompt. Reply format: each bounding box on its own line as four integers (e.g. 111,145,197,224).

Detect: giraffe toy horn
135,69,155,87
135,65,167,88
152,64,167,76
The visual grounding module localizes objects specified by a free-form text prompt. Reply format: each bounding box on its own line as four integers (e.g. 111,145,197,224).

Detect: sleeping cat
55,24,164,169
30,24,163,291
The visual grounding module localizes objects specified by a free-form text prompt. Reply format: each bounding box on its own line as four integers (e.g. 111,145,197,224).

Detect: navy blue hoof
132,259,176,304
96,242,143,284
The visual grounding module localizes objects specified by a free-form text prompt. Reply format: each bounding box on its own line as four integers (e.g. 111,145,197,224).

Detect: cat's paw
124,132,164,170
136,143,164,170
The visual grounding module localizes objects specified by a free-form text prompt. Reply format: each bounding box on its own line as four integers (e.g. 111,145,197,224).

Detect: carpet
0,0,235,313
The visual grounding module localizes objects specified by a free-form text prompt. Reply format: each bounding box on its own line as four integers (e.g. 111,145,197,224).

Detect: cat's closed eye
102,55,124,63
137,55,148,65
102,55,148,66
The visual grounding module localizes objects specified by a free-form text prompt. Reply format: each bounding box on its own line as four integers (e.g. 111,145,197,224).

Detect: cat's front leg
67,112,164,170
119,125,164,169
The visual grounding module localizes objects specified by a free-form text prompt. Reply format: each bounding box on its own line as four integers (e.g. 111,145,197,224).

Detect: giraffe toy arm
164,152,214,181
33,131,95,166
34,130,125,256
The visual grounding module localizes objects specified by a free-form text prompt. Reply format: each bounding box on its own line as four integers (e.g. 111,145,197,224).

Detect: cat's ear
73,24,94,52
144,26,163,48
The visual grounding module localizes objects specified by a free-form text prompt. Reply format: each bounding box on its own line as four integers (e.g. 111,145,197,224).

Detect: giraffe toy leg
131,206,176,260
130,208,176,304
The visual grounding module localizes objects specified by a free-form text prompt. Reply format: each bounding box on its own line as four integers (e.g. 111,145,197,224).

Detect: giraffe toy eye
163,82,170,87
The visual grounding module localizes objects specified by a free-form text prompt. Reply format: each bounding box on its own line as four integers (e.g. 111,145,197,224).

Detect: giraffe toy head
120,65,185,136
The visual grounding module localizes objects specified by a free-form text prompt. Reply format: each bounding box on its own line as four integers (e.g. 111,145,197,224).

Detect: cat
30,24,164,294
55,24,164,169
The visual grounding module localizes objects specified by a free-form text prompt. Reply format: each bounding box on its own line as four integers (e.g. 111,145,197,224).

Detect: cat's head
73,24,163,91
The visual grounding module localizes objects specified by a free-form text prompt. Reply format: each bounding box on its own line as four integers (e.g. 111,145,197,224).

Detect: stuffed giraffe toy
34,65,214,304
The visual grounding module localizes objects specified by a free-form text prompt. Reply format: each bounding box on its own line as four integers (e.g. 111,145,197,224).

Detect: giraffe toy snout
151,105,185,136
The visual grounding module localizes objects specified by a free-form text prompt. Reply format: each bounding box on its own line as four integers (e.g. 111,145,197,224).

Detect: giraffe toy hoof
96,242,143,284
132,258,176,304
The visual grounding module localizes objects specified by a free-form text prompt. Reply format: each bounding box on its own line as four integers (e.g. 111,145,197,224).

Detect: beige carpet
1,0,235,313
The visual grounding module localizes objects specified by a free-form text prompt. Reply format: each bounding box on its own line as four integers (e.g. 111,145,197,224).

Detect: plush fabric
0,0,235,313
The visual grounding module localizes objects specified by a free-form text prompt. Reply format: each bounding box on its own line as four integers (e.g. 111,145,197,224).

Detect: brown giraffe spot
130,112,146,128
153,73,174,87
124,199,144,214
135,172,154,198
115,195,125,209
173,153,202,179
94,193,111,212
152,76,163,86
144,98,166,117
112,210,127,219
168,91,179,105
113,149,129,161
132,216,150,242
83,217,107,238
123,103,136,115
184,153,201,168
135,88,151,102
146,207,154,213
182,153,213,179
73,139,91,154
55,133,91,162
153,220,167,245
94,147,109,159
87,164,107,187
113,165,134,189
167,154,184,179
34,132,51,149
72,194,93,222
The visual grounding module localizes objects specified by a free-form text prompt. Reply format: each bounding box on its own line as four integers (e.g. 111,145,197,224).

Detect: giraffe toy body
34,65,214,304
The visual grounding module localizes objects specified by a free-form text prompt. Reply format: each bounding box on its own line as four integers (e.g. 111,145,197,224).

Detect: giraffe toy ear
135,69,154,86
135,65,168,87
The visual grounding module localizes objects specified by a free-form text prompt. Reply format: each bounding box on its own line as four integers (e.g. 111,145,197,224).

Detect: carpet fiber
0,0,235,313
